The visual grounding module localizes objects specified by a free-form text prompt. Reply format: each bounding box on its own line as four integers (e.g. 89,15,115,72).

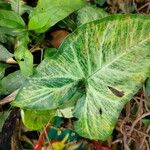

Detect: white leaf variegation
12,15,150,140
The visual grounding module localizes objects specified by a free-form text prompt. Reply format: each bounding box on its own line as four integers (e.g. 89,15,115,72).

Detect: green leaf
95,0,106,6
15,32,33,76
44,48,58,59
28,0,85,33
0,111,10,132
12,15,150,140
8,0,33,15
21,109,56,130
142,119,150,126
0,9,27,43
1,70,27,95
77,5,109,25
0,26,20,36
0,26,18,45
0,9,25,30
0,63,6,79
0,1,11,10
0,44,14,62
0,63,10,95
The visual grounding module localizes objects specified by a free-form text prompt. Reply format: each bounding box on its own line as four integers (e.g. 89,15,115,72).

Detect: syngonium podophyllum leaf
0,26,19,44
77,5,109,26
0,44,14,62
0,9,25,30
0,9,26,43
21,109,56,130
15,32,33,76
12,15,150,140
28,0,85,33
0,1,11,10
1,70,27,95
8,0,33,15
95,0,106,6
21,108,73,130
0,63,9,95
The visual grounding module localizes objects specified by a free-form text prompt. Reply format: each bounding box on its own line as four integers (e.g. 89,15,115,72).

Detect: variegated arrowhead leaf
12,15,150,140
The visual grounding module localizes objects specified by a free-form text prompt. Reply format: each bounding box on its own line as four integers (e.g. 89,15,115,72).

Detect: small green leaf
0,10,25,30
16,48,33,76
0,26,18,45
77,5,109,25
142,119,150,126
28,0,85,33
0,44,14,62
0,1,11,10
0,63,10,95
8,0,33,15
1,70,27,95
15,33,33,76
95,0,106,6
21,109,56,130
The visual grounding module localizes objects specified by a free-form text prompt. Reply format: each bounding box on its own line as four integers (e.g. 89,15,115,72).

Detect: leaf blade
0,44,14,62
0,9,25,29
14,32,33,76
28,0,85,32
21,109,56,130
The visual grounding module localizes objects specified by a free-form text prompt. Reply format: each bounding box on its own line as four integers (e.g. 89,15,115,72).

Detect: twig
111,139,122,145
126,125,150,137
139,126,150,150
123,134,130,150
143,86,150,112
30,44,41,53
138,2,150,11
147,3,150,13
146,140,150,150
128,112,150,136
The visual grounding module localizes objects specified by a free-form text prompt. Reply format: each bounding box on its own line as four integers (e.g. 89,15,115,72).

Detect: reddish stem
33,126,50,150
